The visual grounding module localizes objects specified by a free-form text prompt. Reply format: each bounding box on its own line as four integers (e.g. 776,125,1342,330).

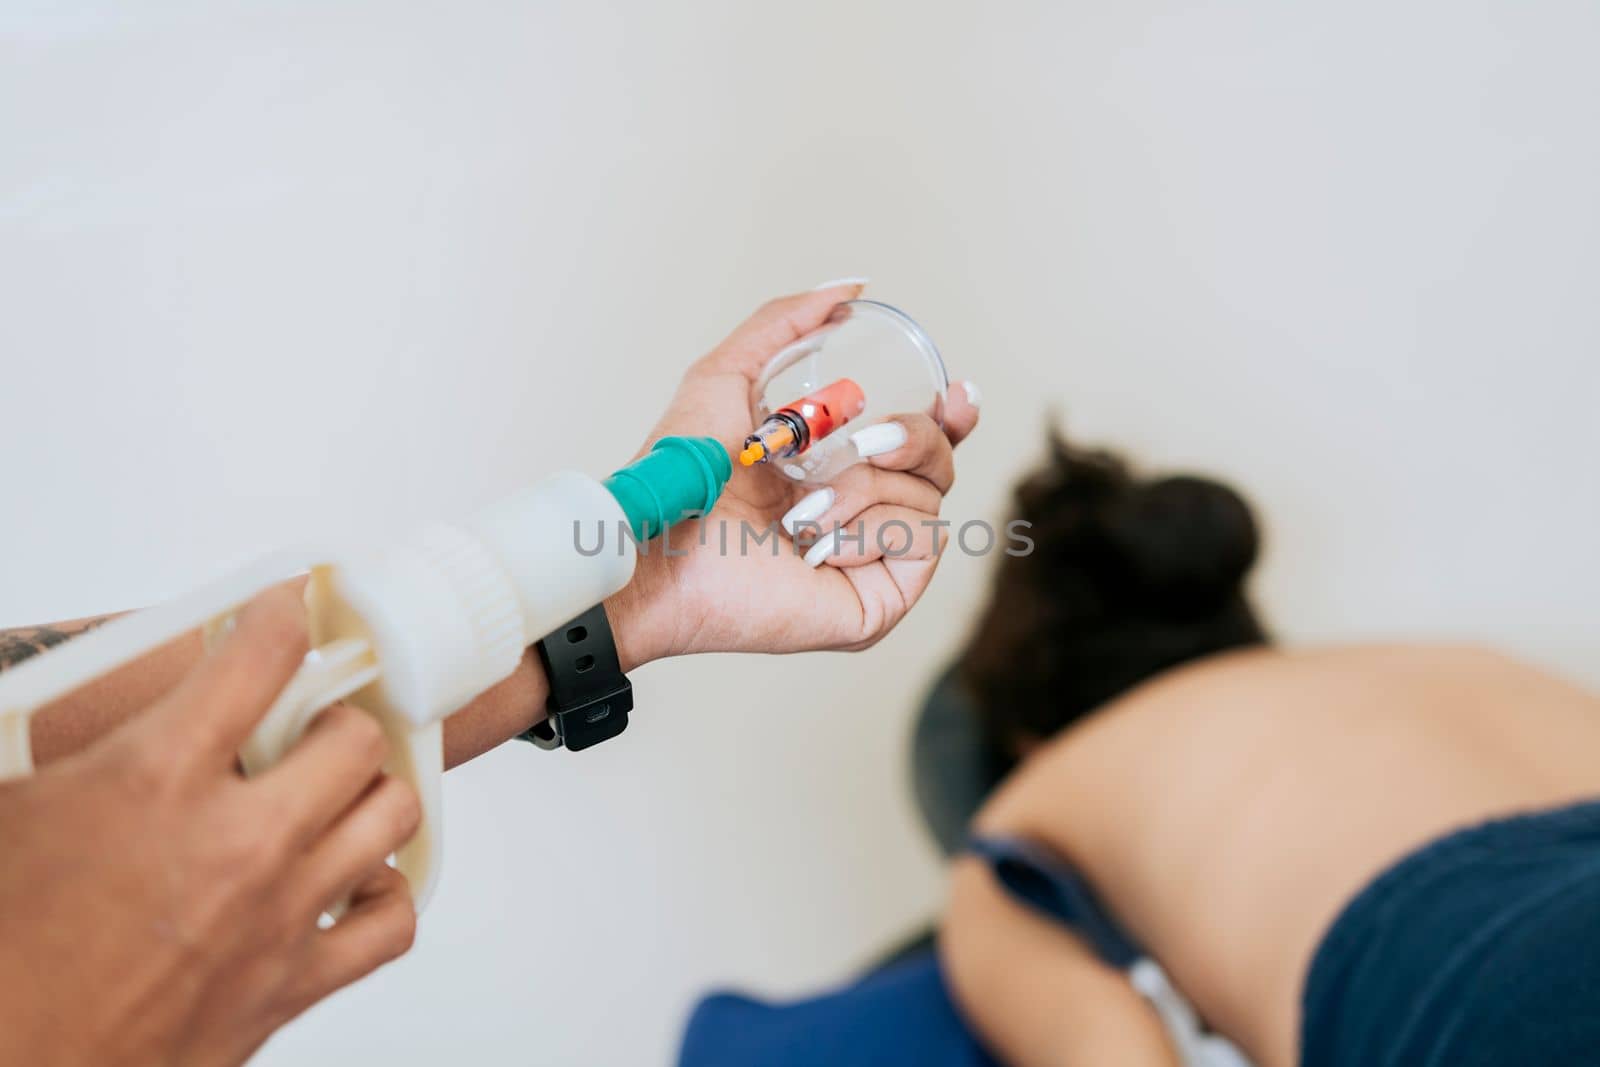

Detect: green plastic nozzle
603,436,733,542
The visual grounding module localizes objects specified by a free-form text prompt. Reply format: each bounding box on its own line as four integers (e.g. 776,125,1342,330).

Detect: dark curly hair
959,428,1269,768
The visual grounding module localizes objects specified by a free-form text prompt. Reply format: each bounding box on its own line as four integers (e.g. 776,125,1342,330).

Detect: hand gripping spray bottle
0,437,731,911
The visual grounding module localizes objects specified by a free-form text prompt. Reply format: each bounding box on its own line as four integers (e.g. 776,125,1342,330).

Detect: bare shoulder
1119,640,1587,711
976,640,1599,840
1000,642,1597,815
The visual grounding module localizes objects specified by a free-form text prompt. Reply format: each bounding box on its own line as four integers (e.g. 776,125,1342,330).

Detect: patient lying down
682,430,1600,1067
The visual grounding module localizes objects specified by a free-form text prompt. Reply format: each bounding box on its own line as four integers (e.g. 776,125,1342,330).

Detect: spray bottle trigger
236,638,380,775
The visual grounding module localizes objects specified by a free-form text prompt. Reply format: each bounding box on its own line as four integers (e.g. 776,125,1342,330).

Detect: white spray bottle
0,436,731,910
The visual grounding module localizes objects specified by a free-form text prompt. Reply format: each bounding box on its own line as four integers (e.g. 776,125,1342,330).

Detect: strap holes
566,626,588,643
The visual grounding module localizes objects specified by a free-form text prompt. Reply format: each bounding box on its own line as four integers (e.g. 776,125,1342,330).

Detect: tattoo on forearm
0,619,109,673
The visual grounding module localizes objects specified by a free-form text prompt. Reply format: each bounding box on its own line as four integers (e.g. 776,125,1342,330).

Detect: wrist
604,580,665,673
608,534,716,669
442,650,551,768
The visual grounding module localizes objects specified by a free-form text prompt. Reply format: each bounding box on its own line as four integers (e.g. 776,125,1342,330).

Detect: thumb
696,280,868,380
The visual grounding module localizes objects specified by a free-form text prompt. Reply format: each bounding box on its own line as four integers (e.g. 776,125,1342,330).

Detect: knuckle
330,705,388,766
241,820,295,881
223,794,296,877
355,717,389,767
213,831,279,895
846,464,880,497
381,780,423,844
115,735,175,793
855,465,898,503
893,412,929,441
365,863,409,899
261,613,310,666
384,903,419,958
246,589,311,662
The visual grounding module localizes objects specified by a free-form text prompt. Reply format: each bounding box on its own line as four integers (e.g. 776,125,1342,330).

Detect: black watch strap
524,603,632,752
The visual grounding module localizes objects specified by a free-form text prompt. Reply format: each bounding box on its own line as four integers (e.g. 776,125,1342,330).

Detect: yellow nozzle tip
739,444,764,466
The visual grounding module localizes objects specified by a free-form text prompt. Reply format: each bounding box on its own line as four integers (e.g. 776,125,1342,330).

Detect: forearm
940,856,1179,1067
12,614,198,765
6,594,624,769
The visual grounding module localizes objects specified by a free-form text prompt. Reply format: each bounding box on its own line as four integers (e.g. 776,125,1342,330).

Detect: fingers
146,586,309,767
840,382,982,495
254,704,389,847
696,281,868,379
942,379,982,447
296,865,417,1005
849,414,957,493
782,466,941,538
801,504,949,569
292,775,422,918
785,406,970,568
783,372,983,542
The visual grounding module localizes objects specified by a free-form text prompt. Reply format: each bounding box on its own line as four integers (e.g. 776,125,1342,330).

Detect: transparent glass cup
750,300,950,487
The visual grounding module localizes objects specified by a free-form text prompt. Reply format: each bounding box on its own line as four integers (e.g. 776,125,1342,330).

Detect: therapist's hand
0,588,420,1067
608,282,981,668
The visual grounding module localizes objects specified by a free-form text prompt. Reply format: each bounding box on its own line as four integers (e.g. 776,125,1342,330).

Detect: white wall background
3,2,1597,1063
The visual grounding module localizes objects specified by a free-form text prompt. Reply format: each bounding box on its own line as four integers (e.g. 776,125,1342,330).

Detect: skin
16,282,981,769
0,282,981,1066
941,643,1600,1067
0,589,420,1067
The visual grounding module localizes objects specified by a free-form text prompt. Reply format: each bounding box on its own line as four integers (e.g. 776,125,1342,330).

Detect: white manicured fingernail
850,421,907,459
782,487,835,535
803,534,839,568
961,380,983,409
811,276,871,291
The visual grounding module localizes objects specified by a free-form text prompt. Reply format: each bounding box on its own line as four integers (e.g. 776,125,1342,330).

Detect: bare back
976,644,1600,1067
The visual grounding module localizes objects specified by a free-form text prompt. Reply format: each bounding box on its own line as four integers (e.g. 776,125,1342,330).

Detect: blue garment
679,953,999,1067
677,837,1132,1067
966,835,1142,967
1302,796,1600,1067
684,796,1600,1066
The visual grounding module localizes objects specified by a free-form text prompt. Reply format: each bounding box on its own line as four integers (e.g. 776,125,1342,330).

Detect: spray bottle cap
603,436,733,541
